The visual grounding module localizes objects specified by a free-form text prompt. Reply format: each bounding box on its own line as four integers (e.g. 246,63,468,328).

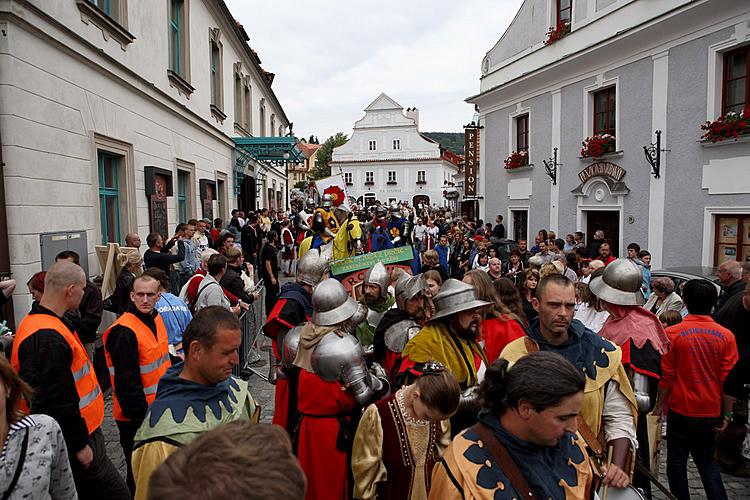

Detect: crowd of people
0,199,749,500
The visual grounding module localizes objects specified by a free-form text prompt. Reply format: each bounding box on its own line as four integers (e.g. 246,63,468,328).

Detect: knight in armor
386,202,412,248
397,279,492,435
311,194,340,249
589,258,670,497
373,273,427,383
355,262,396,347
262,248,330,436
368,204,394,252
291,278,389,500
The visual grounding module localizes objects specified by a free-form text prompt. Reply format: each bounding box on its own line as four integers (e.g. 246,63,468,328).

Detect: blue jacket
156,292,192,345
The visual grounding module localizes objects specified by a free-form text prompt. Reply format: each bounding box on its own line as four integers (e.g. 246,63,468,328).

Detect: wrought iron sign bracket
542,147,560,185
643,130,668,179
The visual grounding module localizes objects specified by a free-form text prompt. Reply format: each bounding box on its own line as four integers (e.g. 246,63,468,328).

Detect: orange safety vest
11,313,104,435
103,312,171,421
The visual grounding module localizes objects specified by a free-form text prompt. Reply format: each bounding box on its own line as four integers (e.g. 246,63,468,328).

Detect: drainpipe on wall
0,126,15,329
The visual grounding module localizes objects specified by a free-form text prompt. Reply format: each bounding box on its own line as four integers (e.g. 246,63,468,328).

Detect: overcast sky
223,0,522,141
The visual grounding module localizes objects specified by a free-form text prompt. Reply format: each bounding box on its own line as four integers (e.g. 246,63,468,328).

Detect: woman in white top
574,268,610,333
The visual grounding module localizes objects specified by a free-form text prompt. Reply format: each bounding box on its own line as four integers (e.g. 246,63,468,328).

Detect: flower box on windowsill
577,151,624,161
345,182,353,186
700,109,750,143
76,0,135,50
364,181,374,186
167,70,195,98
386,181,397,185
700,133,750,147
505,164,534,173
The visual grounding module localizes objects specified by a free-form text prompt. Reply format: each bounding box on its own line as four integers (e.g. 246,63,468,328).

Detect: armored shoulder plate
281,325,303,369
384,319,421,353
366,308,387,329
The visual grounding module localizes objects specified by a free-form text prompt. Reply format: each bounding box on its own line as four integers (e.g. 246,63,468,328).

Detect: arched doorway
413,195,430,209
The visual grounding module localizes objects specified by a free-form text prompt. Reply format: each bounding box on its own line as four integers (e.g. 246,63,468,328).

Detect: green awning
233,136,305,196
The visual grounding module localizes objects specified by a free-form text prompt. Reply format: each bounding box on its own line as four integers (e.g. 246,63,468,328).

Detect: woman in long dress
352,362,460,500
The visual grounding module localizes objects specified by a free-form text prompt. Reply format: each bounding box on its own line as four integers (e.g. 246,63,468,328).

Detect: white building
0,0,296,322
331,94,461,208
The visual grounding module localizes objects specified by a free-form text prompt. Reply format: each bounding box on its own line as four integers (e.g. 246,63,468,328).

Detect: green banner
329,246,414,276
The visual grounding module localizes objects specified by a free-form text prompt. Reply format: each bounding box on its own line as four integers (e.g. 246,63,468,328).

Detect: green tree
294,180,307,190
309,132,348,180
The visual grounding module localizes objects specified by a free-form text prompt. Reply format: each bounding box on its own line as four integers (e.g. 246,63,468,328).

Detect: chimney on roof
406,107,419,129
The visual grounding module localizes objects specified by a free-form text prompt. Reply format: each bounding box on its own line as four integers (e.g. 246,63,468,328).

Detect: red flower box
581,134,615,158
504,150,529,170
701,107,750,143
544,22,571,46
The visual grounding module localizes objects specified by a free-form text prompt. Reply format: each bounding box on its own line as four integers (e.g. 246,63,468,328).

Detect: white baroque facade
331,94,460,208
0,0,291,321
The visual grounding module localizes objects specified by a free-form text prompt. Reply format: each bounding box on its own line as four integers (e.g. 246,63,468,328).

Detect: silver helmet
297,248,330,287
589,258,645,306
321,194,333,209
395,273,425,309
389,201,400,216
304,197,316,212
363,262,389,300
312,278,358,326
429,278,492,322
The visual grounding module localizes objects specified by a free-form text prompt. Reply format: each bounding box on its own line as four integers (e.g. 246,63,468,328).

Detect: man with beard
501,274,637,491
262,248,329,437
398,279,490,394
355,262,396,347
373,273,426,383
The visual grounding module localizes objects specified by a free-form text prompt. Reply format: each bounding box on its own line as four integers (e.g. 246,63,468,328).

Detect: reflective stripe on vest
11,313,104,435
103,312,171,421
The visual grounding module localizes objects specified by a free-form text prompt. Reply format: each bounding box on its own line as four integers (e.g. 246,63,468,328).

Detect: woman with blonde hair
420,250,448,282
463,270,525,363
105,250,143,315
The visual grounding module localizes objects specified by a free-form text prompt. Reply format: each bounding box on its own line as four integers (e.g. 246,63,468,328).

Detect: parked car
650,266,721,294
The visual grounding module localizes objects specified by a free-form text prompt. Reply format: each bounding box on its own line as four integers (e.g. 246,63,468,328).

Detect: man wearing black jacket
143,231,184,275
104,274,171,495
55,250,103,361
220,246,260,305
12,262,129,499
241,213,261,265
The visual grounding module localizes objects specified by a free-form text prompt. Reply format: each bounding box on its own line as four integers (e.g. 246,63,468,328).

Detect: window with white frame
344,172,353,184
417,171,426,183
368,140,377,151
365,171,374,184
392,139,401,150
723,46,749,115
387,171,396,183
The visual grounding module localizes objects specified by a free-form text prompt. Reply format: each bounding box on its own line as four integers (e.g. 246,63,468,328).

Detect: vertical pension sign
464,127,479,196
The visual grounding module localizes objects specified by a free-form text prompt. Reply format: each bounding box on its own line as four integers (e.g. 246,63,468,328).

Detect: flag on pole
314,174,351,211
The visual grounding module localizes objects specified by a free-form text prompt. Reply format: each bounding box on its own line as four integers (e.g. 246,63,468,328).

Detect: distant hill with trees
422,132,464,156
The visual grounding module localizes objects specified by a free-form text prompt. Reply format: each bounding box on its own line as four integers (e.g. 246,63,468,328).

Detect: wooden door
586,210,619,257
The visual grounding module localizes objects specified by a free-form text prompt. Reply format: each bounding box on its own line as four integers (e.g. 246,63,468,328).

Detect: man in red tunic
291,278,388,500
262,248,330,436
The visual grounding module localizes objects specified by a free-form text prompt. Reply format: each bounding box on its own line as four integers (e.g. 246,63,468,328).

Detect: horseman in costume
311,194,340,249
262,248,330,437
590,258,670,497
500,273,638,491
290,278,390,500
354,262,396,347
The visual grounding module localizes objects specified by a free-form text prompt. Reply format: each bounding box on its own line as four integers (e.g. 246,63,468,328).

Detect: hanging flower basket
544,22,571,46
504,150,529,170
580,134,615,158
701,107,750,143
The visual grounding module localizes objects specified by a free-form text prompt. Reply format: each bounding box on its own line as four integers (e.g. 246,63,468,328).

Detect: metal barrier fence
232,286,266,378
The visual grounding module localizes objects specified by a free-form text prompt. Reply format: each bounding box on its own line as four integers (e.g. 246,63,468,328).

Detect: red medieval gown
296,369,359,500
480,315,526,363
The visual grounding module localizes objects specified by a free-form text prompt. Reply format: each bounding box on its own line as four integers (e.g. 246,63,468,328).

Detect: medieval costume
374,308,421,384
430,410,595,499
131,363,258,500
480,314,526,364
352,390,451,500
590,258,670,493
293,279,387,500
501,319,638,470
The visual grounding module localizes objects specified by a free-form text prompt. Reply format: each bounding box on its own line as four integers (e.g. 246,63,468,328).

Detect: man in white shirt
413,218,427,256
